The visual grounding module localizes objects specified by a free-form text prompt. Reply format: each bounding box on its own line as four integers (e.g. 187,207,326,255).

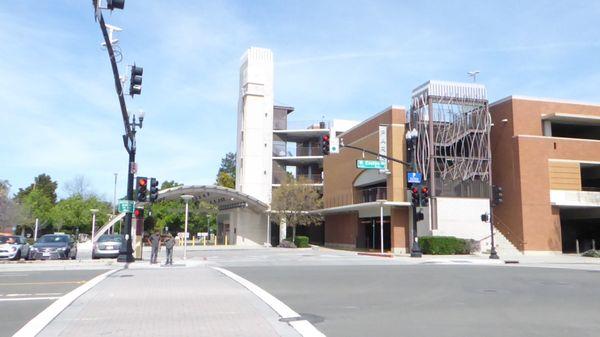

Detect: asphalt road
0,269,108,337
229,264,600,337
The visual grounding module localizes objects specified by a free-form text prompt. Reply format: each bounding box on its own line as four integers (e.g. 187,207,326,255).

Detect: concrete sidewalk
36,264,301,337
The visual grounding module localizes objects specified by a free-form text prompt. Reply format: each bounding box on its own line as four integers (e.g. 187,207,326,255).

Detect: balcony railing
272,174,323,185
274,120,329,131
273,144,323,157
361,187,387,203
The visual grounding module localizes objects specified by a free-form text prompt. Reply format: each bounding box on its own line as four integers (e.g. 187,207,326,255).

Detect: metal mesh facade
409,80,491,198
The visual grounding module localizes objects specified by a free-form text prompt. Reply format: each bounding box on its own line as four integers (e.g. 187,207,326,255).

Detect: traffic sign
407,172,422,184
118,200,135,213
357,160,386,170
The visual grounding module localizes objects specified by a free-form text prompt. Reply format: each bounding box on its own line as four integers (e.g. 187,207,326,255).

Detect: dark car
29,234,77,260
92,234,124,259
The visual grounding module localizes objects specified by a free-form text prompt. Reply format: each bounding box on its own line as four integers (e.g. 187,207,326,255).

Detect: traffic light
107,0,125,10
420,186,429,207
411,187,420,207
321,135,330,155
134,208,144,218
136,176,148,202
492,185,503,207
129,64,143,96
149,178,159,203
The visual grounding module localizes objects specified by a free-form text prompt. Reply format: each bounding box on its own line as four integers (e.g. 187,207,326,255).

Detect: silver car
0,235,30,260
92,234,124,259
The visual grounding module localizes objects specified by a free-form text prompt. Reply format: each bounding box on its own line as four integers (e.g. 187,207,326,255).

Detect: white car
0,235,30,260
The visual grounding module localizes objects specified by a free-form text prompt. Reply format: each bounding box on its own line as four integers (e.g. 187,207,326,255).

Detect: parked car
0,235,30,260
92,234,124,259
29,234,77,260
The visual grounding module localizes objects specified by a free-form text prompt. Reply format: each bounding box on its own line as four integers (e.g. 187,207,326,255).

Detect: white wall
227,208,268,246
236,47,274,204
433,197,490,241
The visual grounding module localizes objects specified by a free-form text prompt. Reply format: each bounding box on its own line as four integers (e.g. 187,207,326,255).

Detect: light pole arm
341,144,412,167
96,11,131,144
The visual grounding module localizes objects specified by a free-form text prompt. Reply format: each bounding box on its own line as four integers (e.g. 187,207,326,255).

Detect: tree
20,189,53,235
50,195,111,234
270,177,323,242
215,152,236,189
216,171,235,189
161,180,182,190
64,175,94,198
147,199,218,235
0,180,23,233
15,174,58,204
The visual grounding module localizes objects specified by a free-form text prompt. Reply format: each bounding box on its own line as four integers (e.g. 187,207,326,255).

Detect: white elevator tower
235,47,274,204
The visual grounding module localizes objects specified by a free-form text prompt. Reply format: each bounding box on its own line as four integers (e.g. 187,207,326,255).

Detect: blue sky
1,1,599,201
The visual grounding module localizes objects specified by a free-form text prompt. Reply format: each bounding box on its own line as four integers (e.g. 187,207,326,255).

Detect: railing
274,120,329,131
273,145,323,157
272,174,323,185
360,187,387,203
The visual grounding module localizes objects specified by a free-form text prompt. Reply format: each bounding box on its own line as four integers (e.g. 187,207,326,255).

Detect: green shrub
419,236,472,255
582,249,600,258
294,236,310,248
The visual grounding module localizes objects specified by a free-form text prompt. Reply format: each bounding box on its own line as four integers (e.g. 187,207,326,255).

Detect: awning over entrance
157,185,269,213
319,201,411,215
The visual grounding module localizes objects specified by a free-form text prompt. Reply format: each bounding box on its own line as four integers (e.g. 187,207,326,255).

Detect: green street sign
118,200,136,213
356,160,386,170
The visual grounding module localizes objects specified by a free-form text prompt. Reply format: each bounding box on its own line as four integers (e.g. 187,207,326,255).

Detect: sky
1,0,599,201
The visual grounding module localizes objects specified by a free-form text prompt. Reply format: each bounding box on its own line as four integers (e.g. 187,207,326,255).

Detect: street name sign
118,200,135,213
407,172,422,184
357,160,387,170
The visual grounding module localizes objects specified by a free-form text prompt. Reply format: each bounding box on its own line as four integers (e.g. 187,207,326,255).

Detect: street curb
212,267,325,337
357,252,394,258
12,269,119,337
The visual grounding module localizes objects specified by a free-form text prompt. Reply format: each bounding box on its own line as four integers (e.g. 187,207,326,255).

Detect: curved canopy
157,185,269,213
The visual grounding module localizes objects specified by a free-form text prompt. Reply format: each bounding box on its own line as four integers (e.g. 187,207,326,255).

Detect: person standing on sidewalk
148,231,161,264
164,233,175,265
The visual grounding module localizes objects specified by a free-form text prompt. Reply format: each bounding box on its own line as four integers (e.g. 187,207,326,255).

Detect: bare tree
270,177,323,242
0,180,24,233
64,175,94,198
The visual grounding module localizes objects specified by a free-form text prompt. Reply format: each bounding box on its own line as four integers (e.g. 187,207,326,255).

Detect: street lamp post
406,128,422,258
90,209,99,243
181,195,194,260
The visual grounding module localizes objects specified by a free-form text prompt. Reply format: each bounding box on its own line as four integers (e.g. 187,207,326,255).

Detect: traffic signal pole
94,2,141,262
120,146,136,262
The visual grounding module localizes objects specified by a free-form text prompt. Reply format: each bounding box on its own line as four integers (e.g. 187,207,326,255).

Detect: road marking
34,292,63,296
6,293,32,297
13,269,118,337
0,280,86,286
0,297,59,302
213,267,325,337
0,273,29,277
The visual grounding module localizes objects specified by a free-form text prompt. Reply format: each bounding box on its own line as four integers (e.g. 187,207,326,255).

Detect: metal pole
91,213,96,243
489,214,498,259
118,148,135,262
410,135,422,257
113,173,118,215
380,203,384,254
34,218,39,241
184,200,189,260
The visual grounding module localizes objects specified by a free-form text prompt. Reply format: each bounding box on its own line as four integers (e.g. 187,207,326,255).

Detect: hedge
419,236,472,255
294,236,310,248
